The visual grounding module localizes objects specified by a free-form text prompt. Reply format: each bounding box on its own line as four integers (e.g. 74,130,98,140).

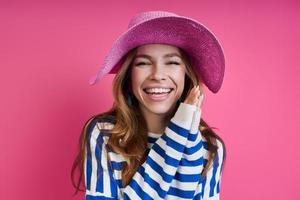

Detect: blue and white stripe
85,103,224,200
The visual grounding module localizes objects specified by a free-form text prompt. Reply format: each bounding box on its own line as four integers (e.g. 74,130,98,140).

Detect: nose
149,64,166,80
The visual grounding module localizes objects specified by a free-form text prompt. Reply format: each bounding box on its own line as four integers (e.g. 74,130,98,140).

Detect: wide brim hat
89,10,225,93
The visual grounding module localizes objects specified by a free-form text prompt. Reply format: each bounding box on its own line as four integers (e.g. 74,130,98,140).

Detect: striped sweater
84,103,224,200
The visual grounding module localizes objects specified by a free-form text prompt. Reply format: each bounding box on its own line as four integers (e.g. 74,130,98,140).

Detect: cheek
172,69,186,90
130,69,145,92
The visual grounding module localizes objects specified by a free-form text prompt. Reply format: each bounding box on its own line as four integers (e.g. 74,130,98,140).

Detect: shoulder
86,115,116,145
87,114,116,132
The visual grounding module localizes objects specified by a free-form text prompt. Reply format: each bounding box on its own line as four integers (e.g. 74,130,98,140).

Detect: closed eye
135,61,180,66
167,61,180,65
135,62,149,66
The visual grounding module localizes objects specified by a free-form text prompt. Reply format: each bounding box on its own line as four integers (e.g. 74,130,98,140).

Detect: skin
130,44,204,134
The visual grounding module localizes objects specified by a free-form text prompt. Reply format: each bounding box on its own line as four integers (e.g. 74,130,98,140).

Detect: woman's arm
164,108,206,199
123,103,203,200
202,139,224,200
123,86,204,200
193,139,225,200
85,120,119,199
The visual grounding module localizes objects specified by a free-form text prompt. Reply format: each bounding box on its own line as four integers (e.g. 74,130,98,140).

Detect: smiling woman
130,44,187,133
71,10,226,200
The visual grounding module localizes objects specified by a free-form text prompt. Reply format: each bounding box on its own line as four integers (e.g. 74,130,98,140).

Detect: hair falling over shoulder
71,47,227,195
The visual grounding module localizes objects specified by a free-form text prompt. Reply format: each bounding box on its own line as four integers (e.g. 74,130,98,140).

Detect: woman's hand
184,85,204,111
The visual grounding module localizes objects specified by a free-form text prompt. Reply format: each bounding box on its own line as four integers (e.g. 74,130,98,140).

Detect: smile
142,87,174,101
143,87,174,94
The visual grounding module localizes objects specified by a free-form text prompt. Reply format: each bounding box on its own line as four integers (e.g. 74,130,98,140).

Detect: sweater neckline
148,131,163,138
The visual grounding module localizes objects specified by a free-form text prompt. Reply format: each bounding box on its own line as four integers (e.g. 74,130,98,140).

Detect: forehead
135,44,181,58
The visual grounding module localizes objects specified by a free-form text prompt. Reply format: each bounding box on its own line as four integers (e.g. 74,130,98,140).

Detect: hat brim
90,16,225,93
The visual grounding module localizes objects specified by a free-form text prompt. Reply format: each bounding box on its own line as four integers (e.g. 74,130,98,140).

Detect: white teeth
145,88,172,94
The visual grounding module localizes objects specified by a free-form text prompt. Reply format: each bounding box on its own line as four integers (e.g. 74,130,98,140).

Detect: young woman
72,11,226,200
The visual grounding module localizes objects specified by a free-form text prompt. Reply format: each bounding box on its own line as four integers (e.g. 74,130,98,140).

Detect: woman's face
130,44,186,118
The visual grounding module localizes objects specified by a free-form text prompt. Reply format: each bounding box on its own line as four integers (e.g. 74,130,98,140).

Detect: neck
139,107,168,134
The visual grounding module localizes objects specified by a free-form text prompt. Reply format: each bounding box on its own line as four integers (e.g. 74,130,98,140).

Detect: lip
143,88,173,93
142,85,174,93
142,88,173,102
143,86,174,90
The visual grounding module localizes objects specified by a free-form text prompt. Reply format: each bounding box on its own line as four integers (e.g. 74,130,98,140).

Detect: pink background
1,0,299,199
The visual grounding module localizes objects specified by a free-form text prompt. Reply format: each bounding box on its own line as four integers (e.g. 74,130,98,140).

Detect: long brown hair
71,46,226,194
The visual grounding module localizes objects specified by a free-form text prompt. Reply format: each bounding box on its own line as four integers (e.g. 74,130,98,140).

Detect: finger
191,86,199,106
196,97,200,109
184,85,201,106
186,86,196,98
196,90,201,108
192,85,198,95
195,86,200,97
185,85,197,102
194,86,201,102
191,93,198,105
198,93,204,109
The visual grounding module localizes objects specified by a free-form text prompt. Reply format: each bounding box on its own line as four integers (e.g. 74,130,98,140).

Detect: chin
142,101,177,116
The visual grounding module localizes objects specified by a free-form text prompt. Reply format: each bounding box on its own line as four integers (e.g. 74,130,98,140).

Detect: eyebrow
134,53,182,60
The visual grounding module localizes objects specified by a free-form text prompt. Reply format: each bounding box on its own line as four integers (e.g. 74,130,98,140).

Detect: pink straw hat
89,10,225,93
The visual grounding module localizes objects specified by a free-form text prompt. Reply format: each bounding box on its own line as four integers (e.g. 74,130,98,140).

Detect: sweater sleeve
84,121,119,199
194,139,225,200
122,102,202,200
203,139,224,200
165,107,206,199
